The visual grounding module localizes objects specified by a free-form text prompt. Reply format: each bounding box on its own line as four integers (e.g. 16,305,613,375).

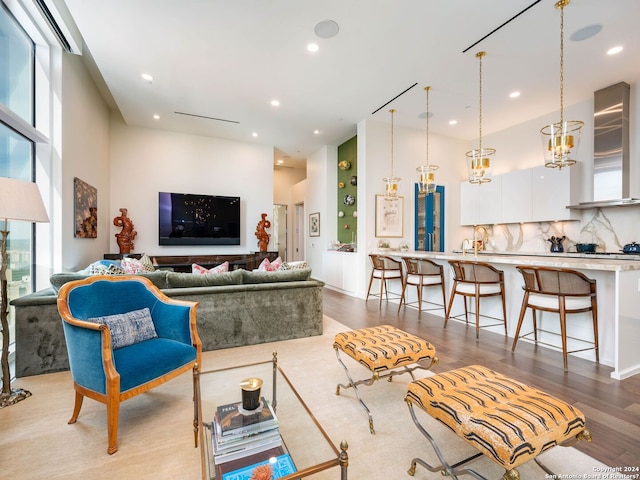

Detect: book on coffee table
212,422,282,464
221,453,296,480
216,397,278,439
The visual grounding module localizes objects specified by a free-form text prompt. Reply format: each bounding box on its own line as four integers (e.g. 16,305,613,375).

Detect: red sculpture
254,213,271,252
113,208,137,254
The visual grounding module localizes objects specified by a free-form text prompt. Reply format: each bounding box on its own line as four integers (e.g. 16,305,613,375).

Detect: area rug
1,316,608,479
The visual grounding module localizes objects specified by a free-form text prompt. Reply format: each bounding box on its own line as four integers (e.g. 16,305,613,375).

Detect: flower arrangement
377,239,390,249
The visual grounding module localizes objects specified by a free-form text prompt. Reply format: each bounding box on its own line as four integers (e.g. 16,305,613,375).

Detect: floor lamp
0,177,49,408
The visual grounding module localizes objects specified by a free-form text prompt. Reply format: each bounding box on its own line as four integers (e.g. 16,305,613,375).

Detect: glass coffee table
194,352,348,480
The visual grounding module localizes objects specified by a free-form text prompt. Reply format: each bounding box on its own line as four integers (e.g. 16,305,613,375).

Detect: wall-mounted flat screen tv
159,192,240,246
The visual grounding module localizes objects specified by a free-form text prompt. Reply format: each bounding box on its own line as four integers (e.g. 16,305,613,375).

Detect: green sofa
11,268,323,377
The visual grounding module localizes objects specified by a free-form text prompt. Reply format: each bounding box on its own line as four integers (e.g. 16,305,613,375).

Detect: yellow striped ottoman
334,325,438,434
405,365,592,480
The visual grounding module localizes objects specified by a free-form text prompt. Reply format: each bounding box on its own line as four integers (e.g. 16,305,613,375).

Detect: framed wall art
74,177,98,238
375,195,403,238
309,212,320,237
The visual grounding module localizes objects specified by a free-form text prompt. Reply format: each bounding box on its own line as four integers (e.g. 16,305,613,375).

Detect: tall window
0,4,37,364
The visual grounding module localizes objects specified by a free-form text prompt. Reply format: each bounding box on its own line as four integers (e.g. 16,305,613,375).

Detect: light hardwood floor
322,287,640,468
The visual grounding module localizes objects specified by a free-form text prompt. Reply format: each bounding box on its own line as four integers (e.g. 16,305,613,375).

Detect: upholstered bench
333,325,438,434
405,365,592,480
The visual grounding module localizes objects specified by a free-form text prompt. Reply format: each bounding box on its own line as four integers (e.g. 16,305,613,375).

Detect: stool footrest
405,365,591,479
333,325,437,435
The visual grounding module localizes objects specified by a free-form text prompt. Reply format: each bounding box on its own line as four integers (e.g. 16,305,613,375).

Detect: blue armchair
57,275,201,454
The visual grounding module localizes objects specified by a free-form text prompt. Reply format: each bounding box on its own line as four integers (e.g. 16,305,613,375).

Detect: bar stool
444,260,507,339
397,257,446,317
512,266,599,371
366,254,403,309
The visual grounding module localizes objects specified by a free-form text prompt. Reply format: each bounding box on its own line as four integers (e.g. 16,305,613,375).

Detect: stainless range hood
569,82,638,209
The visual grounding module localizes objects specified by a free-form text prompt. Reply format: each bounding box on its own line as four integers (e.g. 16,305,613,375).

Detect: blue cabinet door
414,184,444,251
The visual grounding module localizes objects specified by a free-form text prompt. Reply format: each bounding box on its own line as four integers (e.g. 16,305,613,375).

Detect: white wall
59,53,111,272
304,145,337,279
108,118,274,256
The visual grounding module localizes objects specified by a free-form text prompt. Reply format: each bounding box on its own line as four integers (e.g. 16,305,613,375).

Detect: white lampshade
0,177,49,223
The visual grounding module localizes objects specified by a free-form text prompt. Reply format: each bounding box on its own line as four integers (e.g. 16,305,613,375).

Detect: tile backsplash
478,207,640,254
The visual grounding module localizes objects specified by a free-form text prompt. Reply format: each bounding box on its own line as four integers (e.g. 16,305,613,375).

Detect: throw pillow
257,257,273,271
88,307,157,350
192,261,229,274
257,257,283,272
139,254,155,271
281,261,308,270
88,261,126,276
121,257,154,274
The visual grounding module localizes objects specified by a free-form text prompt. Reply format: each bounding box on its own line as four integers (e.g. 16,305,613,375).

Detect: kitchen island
377,249,640,380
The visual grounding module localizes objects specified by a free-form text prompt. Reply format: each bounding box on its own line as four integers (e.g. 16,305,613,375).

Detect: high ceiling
61,0,640,169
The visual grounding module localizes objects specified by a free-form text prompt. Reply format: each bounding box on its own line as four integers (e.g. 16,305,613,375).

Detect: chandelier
383,109,401,200
416,86,439,194
541,0,583,169
466,51,495,184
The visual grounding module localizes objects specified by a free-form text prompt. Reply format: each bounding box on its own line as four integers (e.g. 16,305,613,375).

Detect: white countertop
374,249,640,272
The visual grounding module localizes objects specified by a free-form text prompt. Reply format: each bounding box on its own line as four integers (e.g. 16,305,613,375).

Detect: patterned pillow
88,307,157,350
89,263,126,275
281,261,308,270
270,257,283,270
192,261,229,274
84,259,124,275
139,254,155,271
257,257,284,272
121,257,154,274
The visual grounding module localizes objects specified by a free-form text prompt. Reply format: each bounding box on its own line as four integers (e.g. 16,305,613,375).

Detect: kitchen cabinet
415,184,444,251
501,169,533,223
322,250,358,294
460,166,580,225
460,177,501,225
531,166,580,222
460,181,478,226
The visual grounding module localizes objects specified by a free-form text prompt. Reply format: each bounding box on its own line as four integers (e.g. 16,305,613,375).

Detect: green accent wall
337,136,357,244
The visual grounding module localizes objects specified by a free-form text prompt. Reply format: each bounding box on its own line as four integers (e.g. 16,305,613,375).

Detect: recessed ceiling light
252,132,258,137
607,45,623,55
307,43,319,53
449,120,458,126
271,100,280,107
314,19,339,39
509,91,521,98
277,159,284,165
570,24,602,42
141,73,154,83
153,114,160,120
314,130,320,134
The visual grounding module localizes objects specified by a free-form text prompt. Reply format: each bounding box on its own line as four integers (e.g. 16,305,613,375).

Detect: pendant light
383,109,401,200
416,86,439,194
541,0,583,169
466,51,495,184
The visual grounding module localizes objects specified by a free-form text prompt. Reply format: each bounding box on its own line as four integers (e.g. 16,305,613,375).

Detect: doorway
272,204,287,260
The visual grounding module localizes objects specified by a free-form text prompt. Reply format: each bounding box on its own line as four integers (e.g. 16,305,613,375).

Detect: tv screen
159,192,240,246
